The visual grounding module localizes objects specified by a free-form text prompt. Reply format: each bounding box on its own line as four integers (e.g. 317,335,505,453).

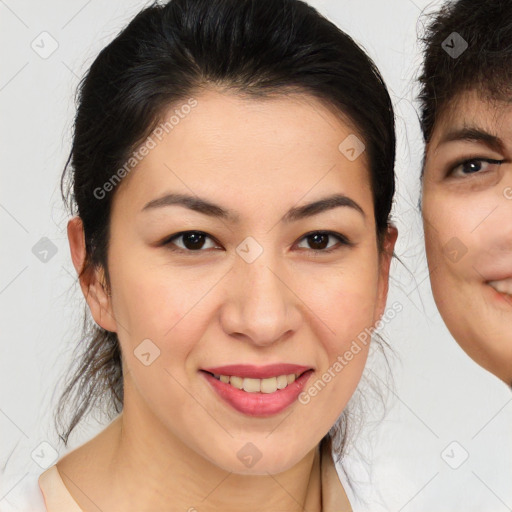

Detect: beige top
38,440,352,511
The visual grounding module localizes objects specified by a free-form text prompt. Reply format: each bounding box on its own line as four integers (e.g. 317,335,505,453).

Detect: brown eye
164,231,219,252
296,231,351,254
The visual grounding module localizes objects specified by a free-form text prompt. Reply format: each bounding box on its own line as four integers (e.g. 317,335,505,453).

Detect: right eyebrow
437,127,505,153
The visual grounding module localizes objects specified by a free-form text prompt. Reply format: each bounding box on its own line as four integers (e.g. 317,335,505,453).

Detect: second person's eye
449,158,503,177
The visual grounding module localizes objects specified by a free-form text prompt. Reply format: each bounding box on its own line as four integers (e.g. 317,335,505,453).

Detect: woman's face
422,90,512,384
80,89,396,474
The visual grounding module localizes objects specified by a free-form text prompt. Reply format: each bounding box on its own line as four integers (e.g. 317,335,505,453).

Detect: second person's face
422,90,512,384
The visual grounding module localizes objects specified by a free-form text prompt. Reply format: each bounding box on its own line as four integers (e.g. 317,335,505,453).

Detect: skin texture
422,89,512,385
63,89,397,511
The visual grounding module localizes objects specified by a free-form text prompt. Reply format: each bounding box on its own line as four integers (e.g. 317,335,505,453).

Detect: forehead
115,89,373,209
433,89,512,139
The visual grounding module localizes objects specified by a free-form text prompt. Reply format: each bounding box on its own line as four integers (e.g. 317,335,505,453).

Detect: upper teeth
488,278,512,295
213,373,300,393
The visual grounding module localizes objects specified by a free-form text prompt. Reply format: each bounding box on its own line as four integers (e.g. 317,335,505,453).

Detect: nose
220,246,302,347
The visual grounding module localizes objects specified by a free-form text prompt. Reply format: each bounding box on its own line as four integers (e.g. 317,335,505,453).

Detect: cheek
423,191,477,274
423,189,512,323
108,251,206,364
304,254,380,347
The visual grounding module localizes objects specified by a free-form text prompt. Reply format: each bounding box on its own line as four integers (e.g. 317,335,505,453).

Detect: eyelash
447,157,504,177
161,230,353,256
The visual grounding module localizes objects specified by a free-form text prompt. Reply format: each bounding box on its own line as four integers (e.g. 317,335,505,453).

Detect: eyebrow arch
438,127,505,153
141,192,365,223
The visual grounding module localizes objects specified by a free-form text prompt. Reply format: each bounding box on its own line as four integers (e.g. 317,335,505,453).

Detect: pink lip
485,275,512,283
201,363,312,379
485,283,512,306
200,369,314,417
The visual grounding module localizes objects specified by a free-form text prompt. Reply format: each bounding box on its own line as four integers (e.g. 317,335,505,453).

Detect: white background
1,0,511,511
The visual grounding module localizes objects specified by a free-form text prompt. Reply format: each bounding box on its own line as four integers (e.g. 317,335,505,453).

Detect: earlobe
382,224,398,262
67,216,117,332
86,267,117,333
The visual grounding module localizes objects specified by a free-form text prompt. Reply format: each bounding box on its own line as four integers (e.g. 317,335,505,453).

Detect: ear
67,216,117,332
374,224,398,322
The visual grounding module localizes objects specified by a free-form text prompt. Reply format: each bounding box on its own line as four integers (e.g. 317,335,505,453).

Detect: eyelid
297,230,353,250
160,230,221,253
161,230,353,254
446,157,504,177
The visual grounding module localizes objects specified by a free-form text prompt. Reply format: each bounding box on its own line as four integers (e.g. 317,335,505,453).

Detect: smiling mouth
201,369,312,394
487,279,512,304
487,278,512,297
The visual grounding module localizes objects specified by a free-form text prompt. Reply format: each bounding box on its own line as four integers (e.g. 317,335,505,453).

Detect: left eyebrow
437,127,505,153
281,193,365,222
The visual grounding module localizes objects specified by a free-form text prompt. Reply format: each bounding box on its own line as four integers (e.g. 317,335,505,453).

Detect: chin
203,443,307,476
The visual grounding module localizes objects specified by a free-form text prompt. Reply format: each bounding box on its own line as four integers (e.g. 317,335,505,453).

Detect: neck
99,388,322,511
